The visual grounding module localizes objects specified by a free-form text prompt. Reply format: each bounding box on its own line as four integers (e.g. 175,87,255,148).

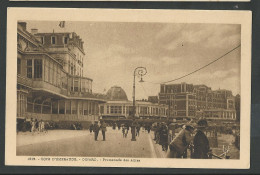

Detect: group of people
167,119,210,159
153,122,169,151
121,124,130,138
89,121,107,141
30,118,45,133
153,119,210,159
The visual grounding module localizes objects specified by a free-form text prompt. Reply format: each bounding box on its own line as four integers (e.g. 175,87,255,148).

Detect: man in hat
93,121,100,141
100,121,107,141
192,119,210,159
167,124,194,158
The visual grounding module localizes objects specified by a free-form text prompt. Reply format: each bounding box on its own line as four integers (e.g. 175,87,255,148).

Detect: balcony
17,74,33,87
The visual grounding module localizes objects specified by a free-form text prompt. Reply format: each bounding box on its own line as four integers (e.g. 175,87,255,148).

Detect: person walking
136,123,141,137
166,124,194,158
35,119,39,133
30,118,35,133
192,119,210,159
159,123,169,151
40,120,45,132
93,121,100,141
122,124,127,138
147,124,151,133
100,121,107,141
89,123,94,134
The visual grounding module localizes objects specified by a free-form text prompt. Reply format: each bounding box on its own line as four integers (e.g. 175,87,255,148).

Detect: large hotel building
17,22,106,124
159,83,237,121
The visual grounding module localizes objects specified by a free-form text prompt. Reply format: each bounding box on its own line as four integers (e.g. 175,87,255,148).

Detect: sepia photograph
6,8,251,168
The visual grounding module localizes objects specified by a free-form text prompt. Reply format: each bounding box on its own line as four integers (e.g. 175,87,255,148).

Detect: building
148,96,159,104
17,22,105,124
159,82,237,121
99,86,168,121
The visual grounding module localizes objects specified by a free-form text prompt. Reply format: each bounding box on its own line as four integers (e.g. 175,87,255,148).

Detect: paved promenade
17,128,160,158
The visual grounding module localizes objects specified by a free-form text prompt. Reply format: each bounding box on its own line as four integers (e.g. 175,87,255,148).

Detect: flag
59,21,65,28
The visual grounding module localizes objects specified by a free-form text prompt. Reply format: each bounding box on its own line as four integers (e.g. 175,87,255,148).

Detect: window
59,100,65,114
40,36,44,44
51,36,56,44
83,102,88,115
110,106,122,114
64,37,68,44
65,101,71,114
100,106,104,114
27,59,32,78
74,80,79,92
17,58,21,75
106,105,110,114
34,59,42,78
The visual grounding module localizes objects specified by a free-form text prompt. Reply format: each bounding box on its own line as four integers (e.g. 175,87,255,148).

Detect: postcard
6,8,251,168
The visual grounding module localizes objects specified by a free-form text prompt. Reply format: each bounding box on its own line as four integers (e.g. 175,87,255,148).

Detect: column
77,101,79,118
32,59,34,79
82,101,84,116
64,101,66,115
88,101,90,115
42,59,45,81
57,100,59,114
70,100,72,115
186,94,189,117
50,102,52,114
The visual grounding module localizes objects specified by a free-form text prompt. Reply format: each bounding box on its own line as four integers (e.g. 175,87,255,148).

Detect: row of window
38,36,69,45
27,99,99,115
101,105,167,115
18,58,92,93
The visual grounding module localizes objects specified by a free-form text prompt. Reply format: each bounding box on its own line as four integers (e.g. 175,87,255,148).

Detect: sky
25,21,241,100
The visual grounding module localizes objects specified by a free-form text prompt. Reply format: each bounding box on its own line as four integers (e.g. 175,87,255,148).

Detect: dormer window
51,36,56,44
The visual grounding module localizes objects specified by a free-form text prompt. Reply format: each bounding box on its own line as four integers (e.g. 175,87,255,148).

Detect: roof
106,86,128,101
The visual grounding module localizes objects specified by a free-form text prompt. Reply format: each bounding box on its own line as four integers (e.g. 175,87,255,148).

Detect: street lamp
131,67,147,141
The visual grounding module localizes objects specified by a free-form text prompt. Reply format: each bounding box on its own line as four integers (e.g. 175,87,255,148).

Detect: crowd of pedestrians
30,118,46,133
153,119,211,159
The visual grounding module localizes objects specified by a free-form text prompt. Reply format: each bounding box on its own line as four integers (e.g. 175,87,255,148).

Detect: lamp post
131,67,147,141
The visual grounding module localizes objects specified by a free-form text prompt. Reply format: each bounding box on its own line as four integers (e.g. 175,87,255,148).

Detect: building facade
159,82,237,121
17,22,105,123
99,86,168,121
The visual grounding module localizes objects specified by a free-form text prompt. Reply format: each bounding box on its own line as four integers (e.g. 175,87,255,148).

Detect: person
93,121,100,141
159,123,169,151
122,124,127,138
89,123,94,134
30,118,35,133
112,122,116,130
156,123,162,144
40,120,45,132
126,123,129,134
147,124,151,133
136,123,141,137
35,119,40,133
100,121,107,141
166,124,194,158
153,122,159,140
192,119,210,159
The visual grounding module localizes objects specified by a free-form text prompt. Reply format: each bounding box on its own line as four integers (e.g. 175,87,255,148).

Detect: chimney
31,29,38,35
18,22,27,31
